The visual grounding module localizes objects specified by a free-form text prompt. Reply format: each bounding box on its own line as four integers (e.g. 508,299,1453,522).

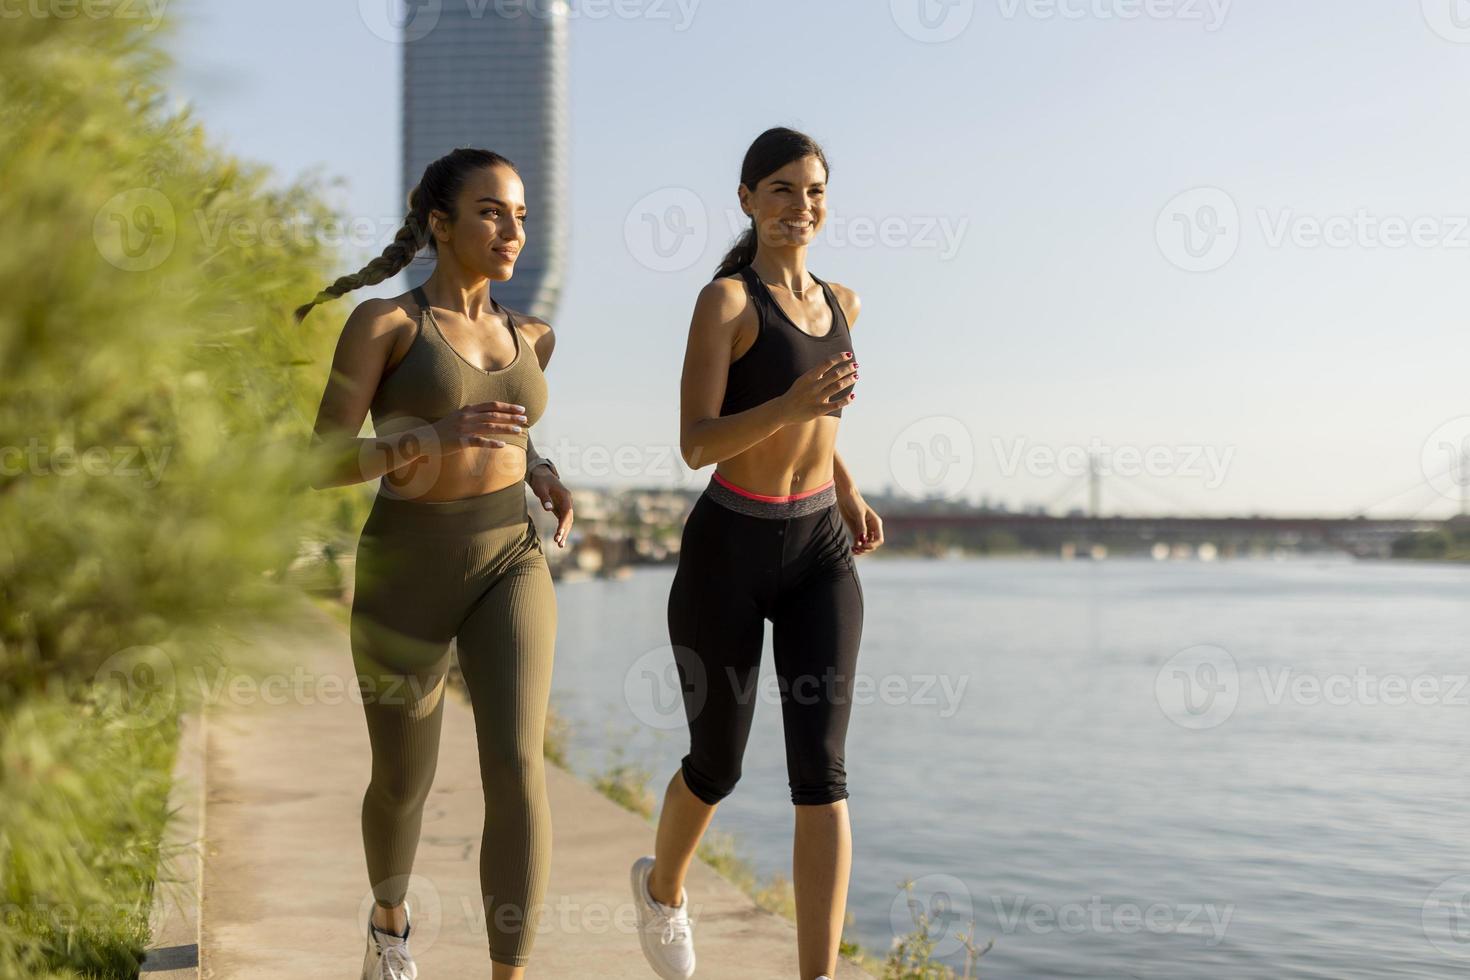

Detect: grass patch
0,688,178,977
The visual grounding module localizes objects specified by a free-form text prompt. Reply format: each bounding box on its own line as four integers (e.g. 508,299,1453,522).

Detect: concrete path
197,598,872,978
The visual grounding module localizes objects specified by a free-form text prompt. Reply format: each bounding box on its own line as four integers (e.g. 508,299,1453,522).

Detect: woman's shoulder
341,293,418,341
501,305,555,368
502,304,551,339
698,273,754,311
817,277,860,328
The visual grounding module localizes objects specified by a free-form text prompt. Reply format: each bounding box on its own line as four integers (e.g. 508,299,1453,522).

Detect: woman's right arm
678,279,856,469
307,298,427,491
678,279,784,468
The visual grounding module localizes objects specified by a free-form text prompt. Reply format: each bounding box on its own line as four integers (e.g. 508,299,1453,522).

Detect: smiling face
740,153,828,251
429,163,527,282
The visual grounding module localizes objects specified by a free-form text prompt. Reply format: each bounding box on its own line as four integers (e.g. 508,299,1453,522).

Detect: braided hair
294,148,517,322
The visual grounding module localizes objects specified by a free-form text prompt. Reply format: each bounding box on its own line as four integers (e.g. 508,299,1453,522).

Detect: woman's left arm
520,318,574,547
829,283,881,555
833,449,883,555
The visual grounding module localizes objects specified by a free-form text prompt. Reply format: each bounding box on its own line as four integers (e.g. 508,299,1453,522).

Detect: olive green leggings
349,481,557,969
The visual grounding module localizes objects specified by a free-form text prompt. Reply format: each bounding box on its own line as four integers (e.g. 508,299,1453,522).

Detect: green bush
0,4,367,974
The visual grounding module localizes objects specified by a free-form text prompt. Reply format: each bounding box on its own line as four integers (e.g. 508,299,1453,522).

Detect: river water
548,557,1470,978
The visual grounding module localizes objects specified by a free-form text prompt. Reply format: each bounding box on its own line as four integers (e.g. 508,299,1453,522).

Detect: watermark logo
358,875,444,953
1155,644,1238,730
726,669,969,716
717,209,970,260
1256,667,1469,708
1423,875,1470,959
525,436,687,484
359,0,442,42
625,187,708,273
889,416,975,500
1257,209,1470,251
0,0,169,30
1156,187,1239,273
1422,0,1470,43
1422,416,1470,503
890,874,974,956
993,437,1234,490
544,0,698,30
624,644,703,730
0,438,172,488
991,894,1233,944
891,0,975,42
93,645,177,730
359,417,447,498
995,0,1232,31
1160,190,1470,272
94,188,176,272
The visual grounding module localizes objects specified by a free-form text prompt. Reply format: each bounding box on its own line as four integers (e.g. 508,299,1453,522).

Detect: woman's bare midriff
714,416,839,497
380,446,527,501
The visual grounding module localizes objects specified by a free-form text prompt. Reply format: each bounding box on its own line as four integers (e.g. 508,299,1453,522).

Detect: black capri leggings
668,473,864,807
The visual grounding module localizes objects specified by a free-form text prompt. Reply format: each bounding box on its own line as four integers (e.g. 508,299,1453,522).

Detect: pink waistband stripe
711,472,836,503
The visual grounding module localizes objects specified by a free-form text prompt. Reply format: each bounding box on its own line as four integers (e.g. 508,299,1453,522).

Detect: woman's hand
837,487,883,556
528,465,574,548
418,400,529,457
777,352,858,424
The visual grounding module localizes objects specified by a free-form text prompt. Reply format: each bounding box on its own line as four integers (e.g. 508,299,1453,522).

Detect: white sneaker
631,855,695,979
362,899,418,980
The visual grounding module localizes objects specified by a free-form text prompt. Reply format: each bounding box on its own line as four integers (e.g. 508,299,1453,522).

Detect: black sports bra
718,266,856,418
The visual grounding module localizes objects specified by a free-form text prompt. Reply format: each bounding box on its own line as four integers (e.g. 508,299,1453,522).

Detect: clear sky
165,0,1470,517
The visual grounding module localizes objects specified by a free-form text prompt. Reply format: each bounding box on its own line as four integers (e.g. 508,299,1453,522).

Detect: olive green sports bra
368,285,548,452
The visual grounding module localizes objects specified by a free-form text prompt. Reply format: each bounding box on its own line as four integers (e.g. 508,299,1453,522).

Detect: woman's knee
479,741,547,801
680,754,740,805
790,781,848,806
787,741,848,805
366,762,437,815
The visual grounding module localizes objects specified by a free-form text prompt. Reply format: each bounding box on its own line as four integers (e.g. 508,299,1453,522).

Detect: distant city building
401,2,569,320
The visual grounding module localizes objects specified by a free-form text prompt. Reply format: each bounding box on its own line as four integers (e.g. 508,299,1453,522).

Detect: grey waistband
704,475,837,519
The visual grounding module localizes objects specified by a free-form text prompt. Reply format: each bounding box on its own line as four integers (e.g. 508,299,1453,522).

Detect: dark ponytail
295,147,518,323
712,127,829,281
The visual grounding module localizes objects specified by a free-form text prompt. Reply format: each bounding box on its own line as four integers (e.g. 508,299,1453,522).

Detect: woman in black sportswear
631,127,883,980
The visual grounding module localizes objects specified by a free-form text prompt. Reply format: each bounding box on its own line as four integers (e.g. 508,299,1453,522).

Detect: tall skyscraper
401,1,569,321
